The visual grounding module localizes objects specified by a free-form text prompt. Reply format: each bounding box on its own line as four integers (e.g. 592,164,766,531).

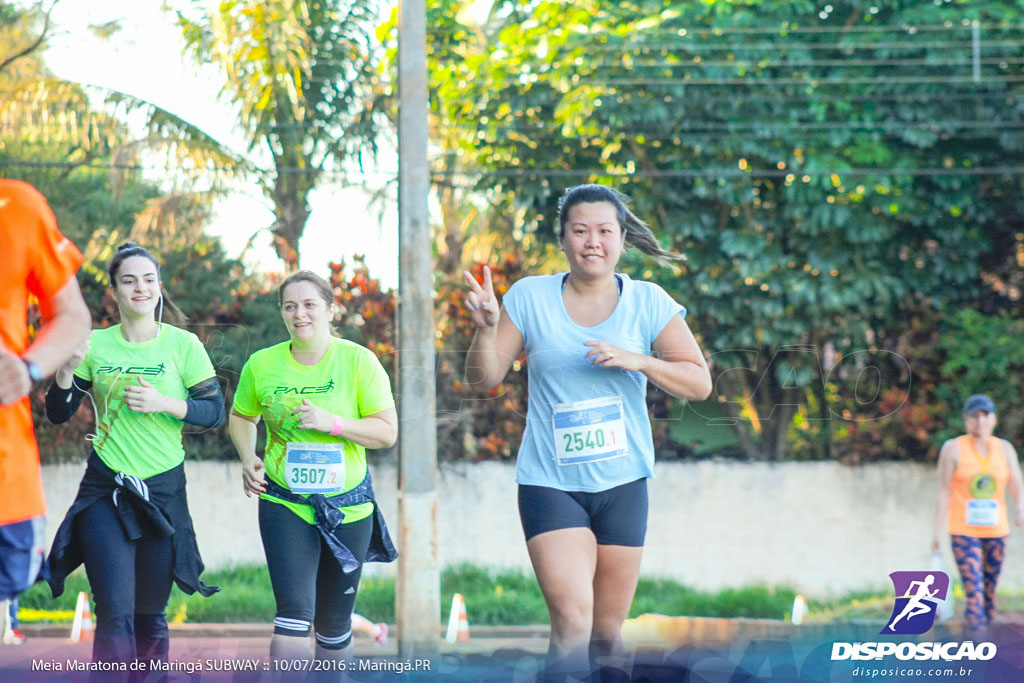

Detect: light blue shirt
503,273,686,492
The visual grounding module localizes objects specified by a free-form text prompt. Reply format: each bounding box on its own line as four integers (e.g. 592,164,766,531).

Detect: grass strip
19,564,961,625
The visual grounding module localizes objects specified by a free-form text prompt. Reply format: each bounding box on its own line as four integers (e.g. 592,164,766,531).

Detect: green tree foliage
938,308,1024,445
422,0,1024,461
169,0,387,268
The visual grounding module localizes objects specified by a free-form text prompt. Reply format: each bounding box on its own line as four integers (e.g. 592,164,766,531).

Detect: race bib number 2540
552,396,628,466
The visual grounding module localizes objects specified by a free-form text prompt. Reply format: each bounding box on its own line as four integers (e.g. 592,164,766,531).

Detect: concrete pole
396,0,440,661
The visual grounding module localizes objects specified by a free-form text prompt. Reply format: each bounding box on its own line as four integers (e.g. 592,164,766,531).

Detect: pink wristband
330,416,345,436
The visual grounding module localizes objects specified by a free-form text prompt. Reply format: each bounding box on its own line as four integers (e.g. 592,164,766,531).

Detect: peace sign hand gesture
463,266,500,330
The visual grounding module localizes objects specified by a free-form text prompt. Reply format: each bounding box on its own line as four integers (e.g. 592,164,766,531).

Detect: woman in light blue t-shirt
464,184,712,676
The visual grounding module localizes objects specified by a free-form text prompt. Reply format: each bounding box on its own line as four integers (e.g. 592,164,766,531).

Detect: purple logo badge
881,571,950,635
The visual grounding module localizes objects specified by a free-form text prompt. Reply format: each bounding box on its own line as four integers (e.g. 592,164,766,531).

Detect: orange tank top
948,435,1009,537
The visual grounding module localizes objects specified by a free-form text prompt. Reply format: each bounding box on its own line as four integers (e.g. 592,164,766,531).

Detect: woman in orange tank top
932,394,1024,639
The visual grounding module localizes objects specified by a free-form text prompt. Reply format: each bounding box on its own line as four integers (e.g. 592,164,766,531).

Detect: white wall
40,460,1024,597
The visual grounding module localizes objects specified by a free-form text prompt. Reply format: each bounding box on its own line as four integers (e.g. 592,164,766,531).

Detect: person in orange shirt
0,179,91,620
932,394,1024,639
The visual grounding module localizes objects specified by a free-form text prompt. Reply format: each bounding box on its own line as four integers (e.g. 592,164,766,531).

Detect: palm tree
170,0,387,269
2,0,387,271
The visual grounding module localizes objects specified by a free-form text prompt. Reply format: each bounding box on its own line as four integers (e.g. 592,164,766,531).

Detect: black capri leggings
258,498,373,649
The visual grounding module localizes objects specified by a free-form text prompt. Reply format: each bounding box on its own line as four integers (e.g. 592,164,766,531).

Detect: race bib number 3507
285,442,346,494
552,396,628,466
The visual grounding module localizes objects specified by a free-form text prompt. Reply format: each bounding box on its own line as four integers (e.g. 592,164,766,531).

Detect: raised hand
463,265,500,329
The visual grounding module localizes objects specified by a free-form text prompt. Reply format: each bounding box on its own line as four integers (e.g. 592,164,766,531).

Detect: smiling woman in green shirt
230,270,398,665
45,242,224,668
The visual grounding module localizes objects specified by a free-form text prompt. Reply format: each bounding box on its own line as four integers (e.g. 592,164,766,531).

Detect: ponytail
557,184,684,265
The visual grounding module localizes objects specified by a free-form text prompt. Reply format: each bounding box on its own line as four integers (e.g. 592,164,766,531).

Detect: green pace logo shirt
232,337,395,525
74,324,217,477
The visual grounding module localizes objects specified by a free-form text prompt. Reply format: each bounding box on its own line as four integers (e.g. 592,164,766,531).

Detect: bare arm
644,315,712,401
932,439,958,552
291,401,399,450
1003,440,1024,527
0,276,90,405
462,266,524,391
585,315,713,401
229,409,265,497
339,407,398,450
24,275,91,376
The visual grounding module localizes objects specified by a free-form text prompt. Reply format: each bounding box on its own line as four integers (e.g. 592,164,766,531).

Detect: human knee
274,615,313,638
591,618,625,643
134,613,168,637
549,602,591,640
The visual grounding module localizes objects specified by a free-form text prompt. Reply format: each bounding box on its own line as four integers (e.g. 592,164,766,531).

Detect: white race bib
552,396,628,466
966,499,999,527
285,442,346,494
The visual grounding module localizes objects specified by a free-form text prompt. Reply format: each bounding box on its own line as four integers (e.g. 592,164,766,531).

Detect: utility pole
396,0,439,661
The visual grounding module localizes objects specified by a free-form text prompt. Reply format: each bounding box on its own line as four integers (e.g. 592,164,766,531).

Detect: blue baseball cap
963,394,996,415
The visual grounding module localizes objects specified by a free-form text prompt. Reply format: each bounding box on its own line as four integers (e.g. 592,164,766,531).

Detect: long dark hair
557,184,684,264
108,242,185,324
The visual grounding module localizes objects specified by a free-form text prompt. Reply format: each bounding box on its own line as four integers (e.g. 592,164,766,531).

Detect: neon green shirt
232,337,395,524
74,324,217,478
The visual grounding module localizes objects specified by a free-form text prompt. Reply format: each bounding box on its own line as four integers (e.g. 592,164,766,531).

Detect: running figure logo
881,571,950,635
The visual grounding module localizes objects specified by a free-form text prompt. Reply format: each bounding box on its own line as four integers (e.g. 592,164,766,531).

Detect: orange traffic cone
445,593,470,643
69,592,94,643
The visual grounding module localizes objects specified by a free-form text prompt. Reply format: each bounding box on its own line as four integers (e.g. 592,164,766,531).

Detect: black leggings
75,498,174,665
258,498,372,649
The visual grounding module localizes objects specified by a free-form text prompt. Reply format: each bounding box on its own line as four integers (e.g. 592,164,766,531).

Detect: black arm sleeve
45,377,92,424
184,377,226,428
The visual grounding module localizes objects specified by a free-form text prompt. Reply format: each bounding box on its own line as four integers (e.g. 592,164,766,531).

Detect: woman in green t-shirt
45,242,224,666
229,270,398,664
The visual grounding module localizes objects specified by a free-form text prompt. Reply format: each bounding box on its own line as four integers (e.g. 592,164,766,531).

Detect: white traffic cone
445,593,470,643
69,592,95,643
791,594,807,625
0,599,12,645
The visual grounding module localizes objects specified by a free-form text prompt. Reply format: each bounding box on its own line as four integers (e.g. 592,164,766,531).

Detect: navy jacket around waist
263,470,398,573
48,451,219,599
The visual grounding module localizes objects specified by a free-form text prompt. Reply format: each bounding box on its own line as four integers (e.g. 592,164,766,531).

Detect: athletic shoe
374,623,388,647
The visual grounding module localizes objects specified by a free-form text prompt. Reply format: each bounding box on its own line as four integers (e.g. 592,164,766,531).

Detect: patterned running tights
950,534,1005,639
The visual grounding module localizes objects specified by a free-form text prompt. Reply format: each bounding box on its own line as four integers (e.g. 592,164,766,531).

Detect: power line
8,117,1024,140
542,39,1024,53
7,90,1021,114
596,75,1024,86
581,57,1024,69
353,40,1024,60
293,68,1024,86
4,159,1024,180
427,21,1024,37
0,159,392,178
431,166,1024,179
494,120,1024,134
